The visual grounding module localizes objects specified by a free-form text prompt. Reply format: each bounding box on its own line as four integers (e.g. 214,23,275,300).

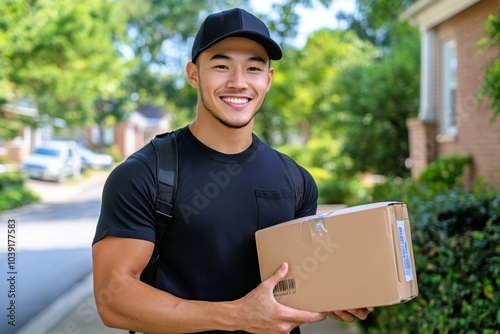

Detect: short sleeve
295,165,318,218
92,145,157,245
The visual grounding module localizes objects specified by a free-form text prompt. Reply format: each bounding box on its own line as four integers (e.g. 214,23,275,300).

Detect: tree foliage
262,0,420,178
328,0,420,177
361,170,500,333
0,0,341,141
258,29,378,145
334,22,420,177
479,14,500,121
0,0,421,181
338,0,418,47
0,0,128,130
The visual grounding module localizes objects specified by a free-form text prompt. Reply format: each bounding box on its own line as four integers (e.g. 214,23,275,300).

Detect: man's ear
266,66,275,92
186,62,199,89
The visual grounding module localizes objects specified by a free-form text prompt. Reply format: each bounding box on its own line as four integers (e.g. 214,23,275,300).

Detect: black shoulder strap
131,131,178,334
138,131,178,286
276,151,304,214
152,131,178,226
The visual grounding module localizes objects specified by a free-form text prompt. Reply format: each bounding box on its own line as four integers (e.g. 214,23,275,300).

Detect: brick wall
407,118,437,179
432,0,500,187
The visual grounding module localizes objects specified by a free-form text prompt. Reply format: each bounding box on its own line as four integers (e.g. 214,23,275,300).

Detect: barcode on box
397,220,414,281
273,278,297,296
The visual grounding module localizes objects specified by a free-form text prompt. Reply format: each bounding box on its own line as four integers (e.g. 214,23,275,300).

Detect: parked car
77,146,113,170
20,141,82,182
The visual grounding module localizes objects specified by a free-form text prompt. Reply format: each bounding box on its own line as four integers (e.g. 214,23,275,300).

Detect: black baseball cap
191,8,283,62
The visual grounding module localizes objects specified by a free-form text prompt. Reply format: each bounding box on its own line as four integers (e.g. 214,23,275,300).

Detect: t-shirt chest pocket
255,189,294,229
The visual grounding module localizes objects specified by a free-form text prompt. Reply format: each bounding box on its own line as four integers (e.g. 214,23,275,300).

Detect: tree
335,23,420,177
0,1,33,140
324,0,420,177
479,14,500,121
262,0,332,44
258,29,378,145
337,0,417,47
0,0,128,131
1,0,339,143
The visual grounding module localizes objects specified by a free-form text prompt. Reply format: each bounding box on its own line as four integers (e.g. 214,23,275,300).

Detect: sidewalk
25,169,111,204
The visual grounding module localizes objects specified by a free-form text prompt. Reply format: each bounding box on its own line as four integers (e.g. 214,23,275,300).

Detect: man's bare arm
92,237,326,334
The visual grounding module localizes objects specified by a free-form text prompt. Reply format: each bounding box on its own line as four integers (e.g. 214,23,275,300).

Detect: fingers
264,262,289,290
262,262,326,325
272,262,289,281
272,306,326,328
328,307,374,322
350,307,373,320
327,311,346,322
299,310,327,324
327,310,357,323
263,264,375,327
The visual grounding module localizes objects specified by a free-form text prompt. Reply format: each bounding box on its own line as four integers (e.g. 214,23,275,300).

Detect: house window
441,40,457,136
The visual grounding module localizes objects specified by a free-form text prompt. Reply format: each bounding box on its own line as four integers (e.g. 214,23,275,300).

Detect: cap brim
193,31,283,62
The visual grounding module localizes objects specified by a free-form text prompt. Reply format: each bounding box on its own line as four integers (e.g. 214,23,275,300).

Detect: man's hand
326,307,374,322
234,262,326,334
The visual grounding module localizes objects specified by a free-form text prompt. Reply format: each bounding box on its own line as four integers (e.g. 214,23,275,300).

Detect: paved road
0,170,360,334
0,172,107,334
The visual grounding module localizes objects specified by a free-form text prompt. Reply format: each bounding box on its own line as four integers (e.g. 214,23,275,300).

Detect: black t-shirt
93,126,318,331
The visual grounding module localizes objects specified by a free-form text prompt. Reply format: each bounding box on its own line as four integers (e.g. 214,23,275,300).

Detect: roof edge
400,0,481,29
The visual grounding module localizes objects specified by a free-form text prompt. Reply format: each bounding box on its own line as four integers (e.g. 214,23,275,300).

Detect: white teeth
222,97,249,104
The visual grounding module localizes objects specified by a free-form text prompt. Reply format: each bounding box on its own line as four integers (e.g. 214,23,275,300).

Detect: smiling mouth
221,97,250,104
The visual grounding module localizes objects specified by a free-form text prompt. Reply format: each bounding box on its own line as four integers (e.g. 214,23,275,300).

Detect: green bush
360,188,500,333
418,154,472,190
104,145,122,163
366,154,474,206
0,171,25,191
0,172,40,211
316,175,359,204
356,166,500,333
277,138,360,204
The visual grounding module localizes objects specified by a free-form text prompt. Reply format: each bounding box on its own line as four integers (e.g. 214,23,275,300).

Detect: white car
77,146,113,170
21,141,82,182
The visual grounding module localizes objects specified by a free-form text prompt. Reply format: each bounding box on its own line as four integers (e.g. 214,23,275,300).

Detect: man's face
187,37,274,129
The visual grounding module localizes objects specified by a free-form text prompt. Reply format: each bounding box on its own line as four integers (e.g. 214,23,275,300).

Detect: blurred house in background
402,0,500,187
113,104,171,158
1,102,170,166
0,99,48,165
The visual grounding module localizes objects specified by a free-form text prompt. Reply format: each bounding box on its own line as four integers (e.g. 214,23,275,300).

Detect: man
92,8,372,334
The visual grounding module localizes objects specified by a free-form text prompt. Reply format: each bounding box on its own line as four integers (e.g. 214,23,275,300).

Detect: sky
249,0,356,47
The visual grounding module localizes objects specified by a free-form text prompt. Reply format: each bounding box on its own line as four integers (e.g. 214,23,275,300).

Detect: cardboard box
255,202,418,312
